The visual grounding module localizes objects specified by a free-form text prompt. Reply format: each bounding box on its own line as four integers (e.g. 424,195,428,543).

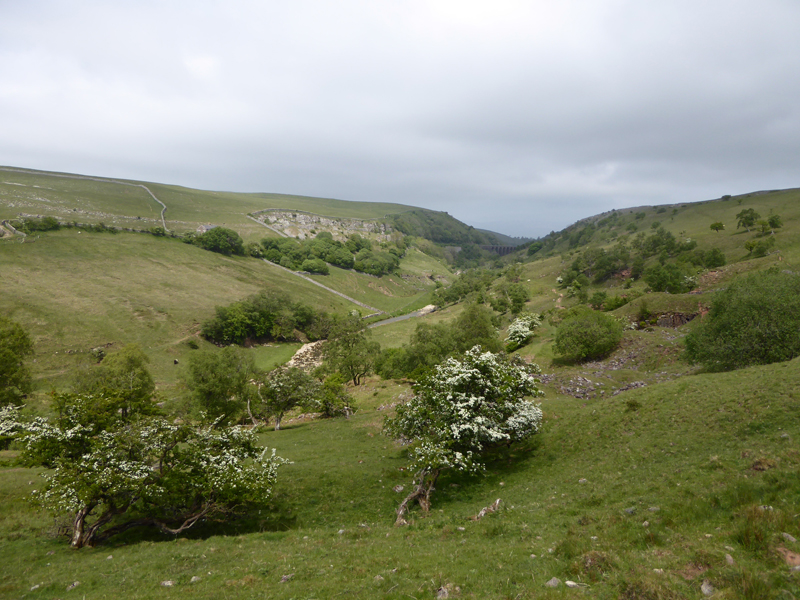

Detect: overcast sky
2,1,799,237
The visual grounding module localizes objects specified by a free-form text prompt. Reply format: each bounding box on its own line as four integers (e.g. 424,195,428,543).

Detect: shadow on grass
432,436,544,507
104,497,298,548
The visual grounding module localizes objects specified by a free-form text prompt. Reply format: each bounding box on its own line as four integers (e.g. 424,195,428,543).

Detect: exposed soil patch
777,547,800,566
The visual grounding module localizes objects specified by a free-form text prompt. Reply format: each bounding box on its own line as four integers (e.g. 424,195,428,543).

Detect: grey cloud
2,1,800,237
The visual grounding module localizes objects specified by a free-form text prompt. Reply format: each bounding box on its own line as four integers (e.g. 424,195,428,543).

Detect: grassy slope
0,167,419,237
2,358,798,599
306,248,452,316
0,230,354,395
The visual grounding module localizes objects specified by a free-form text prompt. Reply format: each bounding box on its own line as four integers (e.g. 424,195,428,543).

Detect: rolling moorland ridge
1,166,800,599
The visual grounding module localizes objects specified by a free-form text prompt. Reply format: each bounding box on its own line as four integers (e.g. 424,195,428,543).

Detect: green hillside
3,169,800,598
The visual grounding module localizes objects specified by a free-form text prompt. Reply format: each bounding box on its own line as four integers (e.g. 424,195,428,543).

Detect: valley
1,167,799,599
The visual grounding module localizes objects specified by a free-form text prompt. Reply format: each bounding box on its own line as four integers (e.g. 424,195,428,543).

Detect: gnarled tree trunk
394,467,440,526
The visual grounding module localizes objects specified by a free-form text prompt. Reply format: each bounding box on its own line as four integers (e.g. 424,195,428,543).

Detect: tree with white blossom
384,346,543,525
1,399,286,548
504,313,543,352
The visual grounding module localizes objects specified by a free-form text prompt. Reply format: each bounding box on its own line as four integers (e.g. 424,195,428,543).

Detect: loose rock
280,574,294,583
191,576,201,583
725,554,735,566
67,581,81,591
545,577,561,588
701,580,715,596
783,532,798,543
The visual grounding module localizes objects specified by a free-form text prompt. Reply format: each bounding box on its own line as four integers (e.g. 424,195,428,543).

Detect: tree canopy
554,308,623,363
384,346,543,525
257,366,320,430
185,347,255,425
2,403,285,548
0,316,34,407
323,314,380,386
73,345,156,418
685,269,800,371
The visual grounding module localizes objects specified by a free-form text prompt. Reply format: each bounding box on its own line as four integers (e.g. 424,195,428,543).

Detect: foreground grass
2,356,799,599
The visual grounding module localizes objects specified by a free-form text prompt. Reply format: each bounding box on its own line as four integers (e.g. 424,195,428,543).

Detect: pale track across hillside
0,167,169,231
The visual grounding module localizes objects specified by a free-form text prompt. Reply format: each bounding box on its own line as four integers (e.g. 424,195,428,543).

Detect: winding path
260,258,385,315
0,167,169,231
246,214,288,237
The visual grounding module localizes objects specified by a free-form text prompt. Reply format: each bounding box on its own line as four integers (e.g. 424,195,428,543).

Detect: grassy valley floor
2,356,799,599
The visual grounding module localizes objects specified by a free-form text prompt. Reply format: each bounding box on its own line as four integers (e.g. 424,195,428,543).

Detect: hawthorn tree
1,402,286,548
504,313,543,352
384,346,543,525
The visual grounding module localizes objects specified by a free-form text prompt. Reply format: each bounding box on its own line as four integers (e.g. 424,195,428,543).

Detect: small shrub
554,309,623,362
625,399,641,412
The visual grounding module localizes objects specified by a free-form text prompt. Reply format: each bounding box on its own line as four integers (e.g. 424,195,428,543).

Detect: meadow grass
0,230,354,396
2,354,799,598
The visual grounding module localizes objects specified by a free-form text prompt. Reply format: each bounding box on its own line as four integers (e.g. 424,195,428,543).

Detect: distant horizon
4,163,795,240
3,2,799,237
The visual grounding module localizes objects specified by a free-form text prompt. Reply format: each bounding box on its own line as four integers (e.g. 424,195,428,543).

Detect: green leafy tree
507,283,530,315
685,269,800,371
257,366,320,430
384,347,543,525
768,214,783,232
0,316,34,407
2,404,285,548
323,315,380,385
736,208,761,232
317,374,355,418
643,263,692,293
300,257,330,275
703,248,726,269
451,303,502,353
710,222,725,232
73,345,156,419
589,290,608,310
554,308,623,362
185,347,254,425
196,227,245,255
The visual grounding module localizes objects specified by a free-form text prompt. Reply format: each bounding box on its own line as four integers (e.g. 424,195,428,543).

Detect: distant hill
0,166,498,247
475,228,532,246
